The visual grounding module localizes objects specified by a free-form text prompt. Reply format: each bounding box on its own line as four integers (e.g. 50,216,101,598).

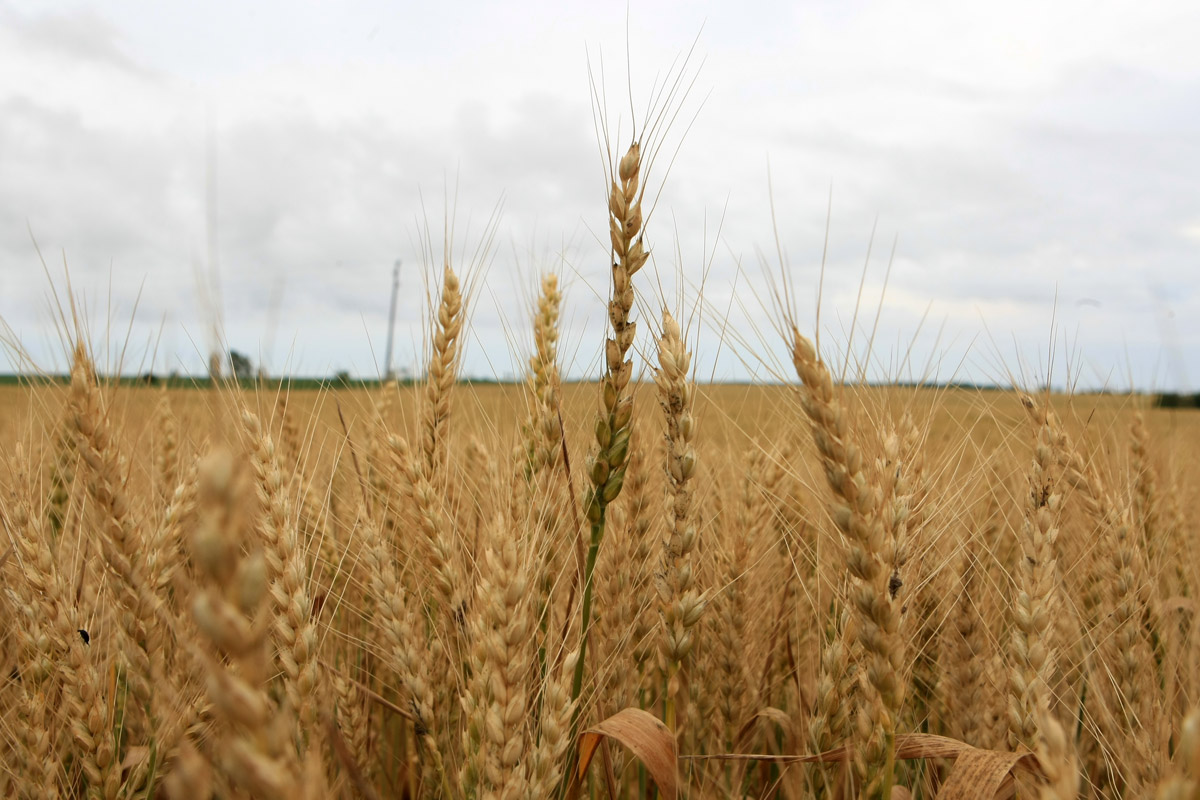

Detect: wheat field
3,140,1200,800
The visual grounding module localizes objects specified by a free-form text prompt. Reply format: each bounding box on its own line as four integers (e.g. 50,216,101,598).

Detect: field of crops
3,142,1199,800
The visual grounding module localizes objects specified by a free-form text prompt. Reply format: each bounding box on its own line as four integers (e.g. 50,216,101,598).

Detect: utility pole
383,259,401,381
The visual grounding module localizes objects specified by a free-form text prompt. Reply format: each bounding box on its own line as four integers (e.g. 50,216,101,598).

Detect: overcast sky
2,1,1198,390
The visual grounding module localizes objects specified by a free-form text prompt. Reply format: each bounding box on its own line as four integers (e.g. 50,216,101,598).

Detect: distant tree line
1153,392,1200,409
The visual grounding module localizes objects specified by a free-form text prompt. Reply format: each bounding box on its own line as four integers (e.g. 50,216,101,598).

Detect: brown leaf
576,708,678,800
938,746,1041,800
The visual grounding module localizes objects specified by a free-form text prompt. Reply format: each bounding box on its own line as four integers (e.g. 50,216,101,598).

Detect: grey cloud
789,64,1200,310
0,97,199,333
0,81,607,377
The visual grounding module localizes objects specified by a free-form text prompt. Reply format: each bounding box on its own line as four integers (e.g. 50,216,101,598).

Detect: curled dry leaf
576,708,678,800
937,745,1041,799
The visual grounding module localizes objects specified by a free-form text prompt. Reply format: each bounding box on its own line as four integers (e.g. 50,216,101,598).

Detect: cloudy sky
2,1,1198,390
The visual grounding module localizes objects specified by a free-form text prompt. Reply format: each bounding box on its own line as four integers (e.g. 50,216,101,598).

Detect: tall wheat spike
789,326,903,800
570,139,650,724
1007,395,1063,753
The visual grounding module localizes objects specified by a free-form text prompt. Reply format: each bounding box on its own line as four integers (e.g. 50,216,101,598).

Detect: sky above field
1,1,1199,390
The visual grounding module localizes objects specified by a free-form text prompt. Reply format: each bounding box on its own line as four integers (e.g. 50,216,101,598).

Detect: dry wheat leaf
577,708,678,800
938,746,1042,800
893,733,975,760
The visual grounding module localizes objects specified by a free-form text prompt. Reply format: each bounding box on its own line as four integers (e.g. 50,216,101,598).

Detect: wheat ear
5,445,65,799
521,272,564,480
570,139,649,723
241,408,321,737
789,327,901,800
154,388,180,505
24,436,121,800
1007,395,1063,752
68,345,171,740
190,450,306,798
421,264,464,481
655,309,704,736
462,522,535,799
